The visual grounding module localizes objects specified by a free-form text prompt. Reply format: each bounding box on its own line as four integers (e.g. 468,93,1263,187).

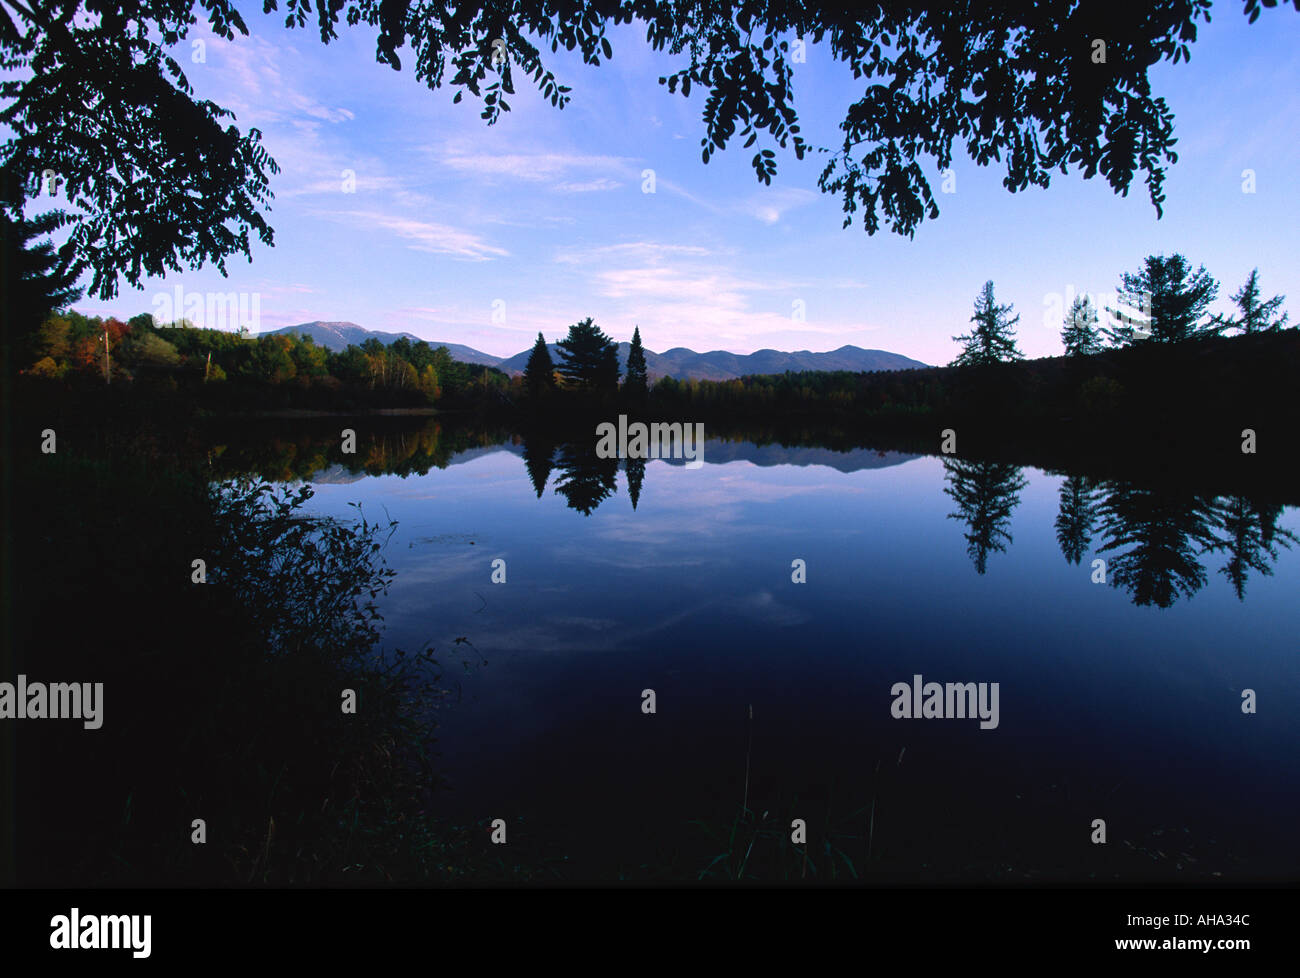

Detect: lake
234,423,1300,882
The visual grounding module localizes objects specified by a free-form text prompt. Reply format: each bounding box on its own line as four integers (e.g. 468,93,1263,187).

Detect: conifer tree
951,281,1023,367
523,332,557,399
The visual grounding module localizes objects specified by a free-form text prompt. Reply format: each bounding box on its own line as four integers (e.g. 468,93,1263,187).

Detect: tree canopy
1103,254,1219,345
4,0,1297,309
555,317,619,395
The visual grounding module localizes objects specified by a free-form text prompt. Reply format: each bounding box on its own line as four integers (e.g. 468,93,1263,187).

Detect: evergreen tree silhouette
523,332,558,400
951,281,1023,367
555,318,619,398
623,326,649,406
1061,296,1102,356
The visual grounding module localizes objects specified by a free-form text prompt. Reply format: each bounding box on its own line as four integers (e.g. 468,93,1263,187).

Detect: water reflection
203,420,1295,609
942,459,1029,575
1211,496,1296,601
1054,474,1098,566
553,441,618,516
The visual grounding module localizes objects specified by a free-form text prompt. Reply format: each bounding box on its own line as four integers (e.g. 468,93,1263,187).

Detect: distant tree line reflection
942,461,1295,606
205,420,1295,609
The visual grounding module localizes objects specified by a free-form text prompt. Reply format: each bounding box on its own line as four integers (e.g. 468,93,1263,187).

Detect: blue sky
73,6,1300,365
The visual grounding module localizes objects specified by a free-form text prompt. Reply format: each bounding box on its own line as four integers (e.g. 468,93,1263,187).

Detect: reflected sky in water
288,438,1300,880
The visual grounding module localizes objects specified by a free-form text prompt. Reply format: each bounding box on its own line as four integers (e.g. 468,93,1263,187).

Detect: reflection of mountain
657,442,919,472
442,439,919,473
305,463,369,485
440,443,525,468
205,420,1296,610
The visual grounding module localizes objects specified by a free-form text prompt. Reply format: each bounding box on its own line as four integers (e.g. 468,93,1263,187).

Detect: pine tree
1102,254,1218,346
951,280,1023,367
555,317,619,396
624,325,648,403
523,332,557,398
0,210,82,357
1216,268,1288,334
1061,295,1102,356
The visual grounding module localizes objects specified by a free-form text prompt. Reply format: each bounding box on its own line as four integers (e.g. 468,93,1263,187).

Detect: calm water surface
286,435,1300,881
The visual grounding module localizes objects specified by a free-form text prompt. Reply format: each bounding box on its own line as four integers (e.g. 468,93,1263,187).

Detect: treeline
647,328,1300,428
643,253,1296,427
17,310,516,411
13,252,1296,425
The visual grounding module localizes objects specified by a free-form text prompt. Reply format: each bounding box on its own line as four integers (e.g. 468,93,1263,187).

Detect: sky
69,5,1300,366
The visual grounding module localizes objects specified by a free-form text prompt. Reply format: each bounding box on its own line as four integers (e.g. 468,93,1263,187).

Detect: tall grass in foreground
689,707,905,882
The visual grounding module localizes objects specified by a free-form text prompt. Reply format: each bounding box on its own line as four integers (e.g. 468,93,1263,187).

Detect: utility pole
102,324,111,385
204,350,212,382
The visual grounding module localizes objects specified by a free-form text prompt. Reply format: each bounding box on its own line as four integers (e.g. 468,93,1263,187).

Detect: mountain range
261,321,929,380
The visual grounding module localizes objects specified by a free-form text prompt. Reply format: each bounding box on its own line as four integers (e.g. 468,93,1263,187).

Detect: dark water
251,427,1300,881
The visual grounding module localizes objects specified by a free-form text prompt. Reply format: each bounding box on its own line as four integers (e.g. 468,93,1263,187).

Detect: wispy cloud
554,178,622,193
314,210,509,260
439,149,632,182
737,187,818,224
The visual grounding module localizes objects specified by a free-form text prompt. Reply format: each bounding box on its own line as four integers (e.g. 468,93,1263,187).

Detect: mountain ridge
261,321,930,378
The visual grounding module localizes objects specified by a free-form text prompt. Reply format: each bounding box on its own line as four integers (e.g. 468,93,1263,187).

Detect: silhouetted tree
1103,254,1219,345
951,281,1023,367
1055,474,1098,565
523,332,557,400
623,326,649,405
0,9,278,301
0,209,81,362
1061,296,1102,356
1093,481,1222,608
1214,268,1289,334
943,458,1028,574
555,317,619,397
